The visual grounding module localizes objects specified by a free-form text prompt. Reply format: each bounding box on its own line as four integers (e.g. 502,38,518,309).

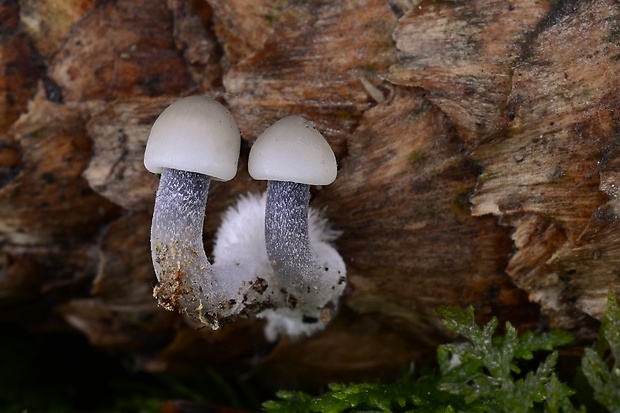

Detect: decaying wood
1,0,619,388
387,0,620,332
472,1,620,333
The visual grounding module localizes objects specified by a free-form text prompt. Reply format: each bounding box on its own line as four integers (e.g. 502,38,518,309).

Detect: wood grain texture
0,0,619,389
471,0,620,329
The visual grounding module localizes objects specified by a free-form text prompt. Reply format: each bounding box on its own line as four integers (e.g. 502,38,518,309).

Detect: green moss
581,290,620,412
262,13,280,28
408,149,428,164
24,128,48,143
606,30,620,44
334,110,353,120
264,292,620,413
450,190,471,213
604,12,620,63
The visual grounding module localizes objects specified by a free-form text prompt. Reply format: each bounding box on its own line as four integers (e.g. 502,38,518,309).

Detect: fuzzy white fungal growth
247,116,346,339
213,193,346,341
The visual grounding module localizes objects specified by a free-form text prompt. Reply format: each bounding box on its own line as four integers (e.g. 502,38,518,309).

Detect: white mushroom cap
248,116,337,185
144,96,241,181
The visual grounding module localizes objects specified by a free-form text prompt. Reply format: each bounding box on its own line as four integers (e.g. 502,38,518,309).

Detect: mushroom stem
265,180,315,297
150,168,219,325
151,168,277,328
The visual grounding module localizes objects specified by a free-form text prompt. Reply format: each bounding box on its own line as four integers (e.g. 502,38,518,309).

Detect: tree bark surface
1,0,619,388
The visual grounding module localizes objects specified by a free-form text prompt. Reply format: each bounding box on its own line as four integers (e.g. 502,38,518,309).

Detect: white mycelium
213,193,346,341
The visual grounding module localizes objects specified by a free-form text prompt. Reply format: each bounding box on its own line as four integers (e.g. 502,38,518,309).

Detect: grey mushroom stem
151,168,281,328
265,180,316,299
150,168,219,325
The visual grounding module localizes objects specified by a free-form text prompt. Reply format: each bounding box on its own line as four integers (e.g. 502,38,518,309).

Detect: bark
1,0,619,388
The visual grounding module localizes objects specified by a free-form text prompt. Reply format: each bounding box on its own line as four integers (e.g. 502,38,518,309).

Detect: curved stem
265,181,315,299
151,168,220,325
150,168,277,328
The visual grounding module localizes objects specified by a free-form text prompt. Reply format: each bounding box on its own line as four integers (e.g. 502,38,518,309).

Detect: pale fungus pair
144,96,346,340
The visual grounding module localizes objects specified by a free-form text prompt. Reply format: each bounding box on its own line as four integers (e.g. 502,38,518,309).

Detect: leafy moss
408,150,428,164
264,293,620,412
264,376,475,413
581,291,620,412
436,305,576,411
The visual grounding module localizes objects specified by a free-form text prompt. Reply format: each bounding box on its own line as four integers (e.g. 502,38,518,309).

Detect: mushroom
248,115,346,337
213,192,345,340
144,96,263,328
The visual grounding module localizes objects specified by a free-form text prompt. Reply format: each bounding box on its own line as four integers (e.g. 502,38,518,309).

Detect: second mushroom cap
248,116,337,186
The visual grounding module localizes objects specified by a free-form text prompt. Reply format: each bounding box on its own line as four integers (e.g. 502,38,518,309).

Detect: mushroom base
151,168,274,328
